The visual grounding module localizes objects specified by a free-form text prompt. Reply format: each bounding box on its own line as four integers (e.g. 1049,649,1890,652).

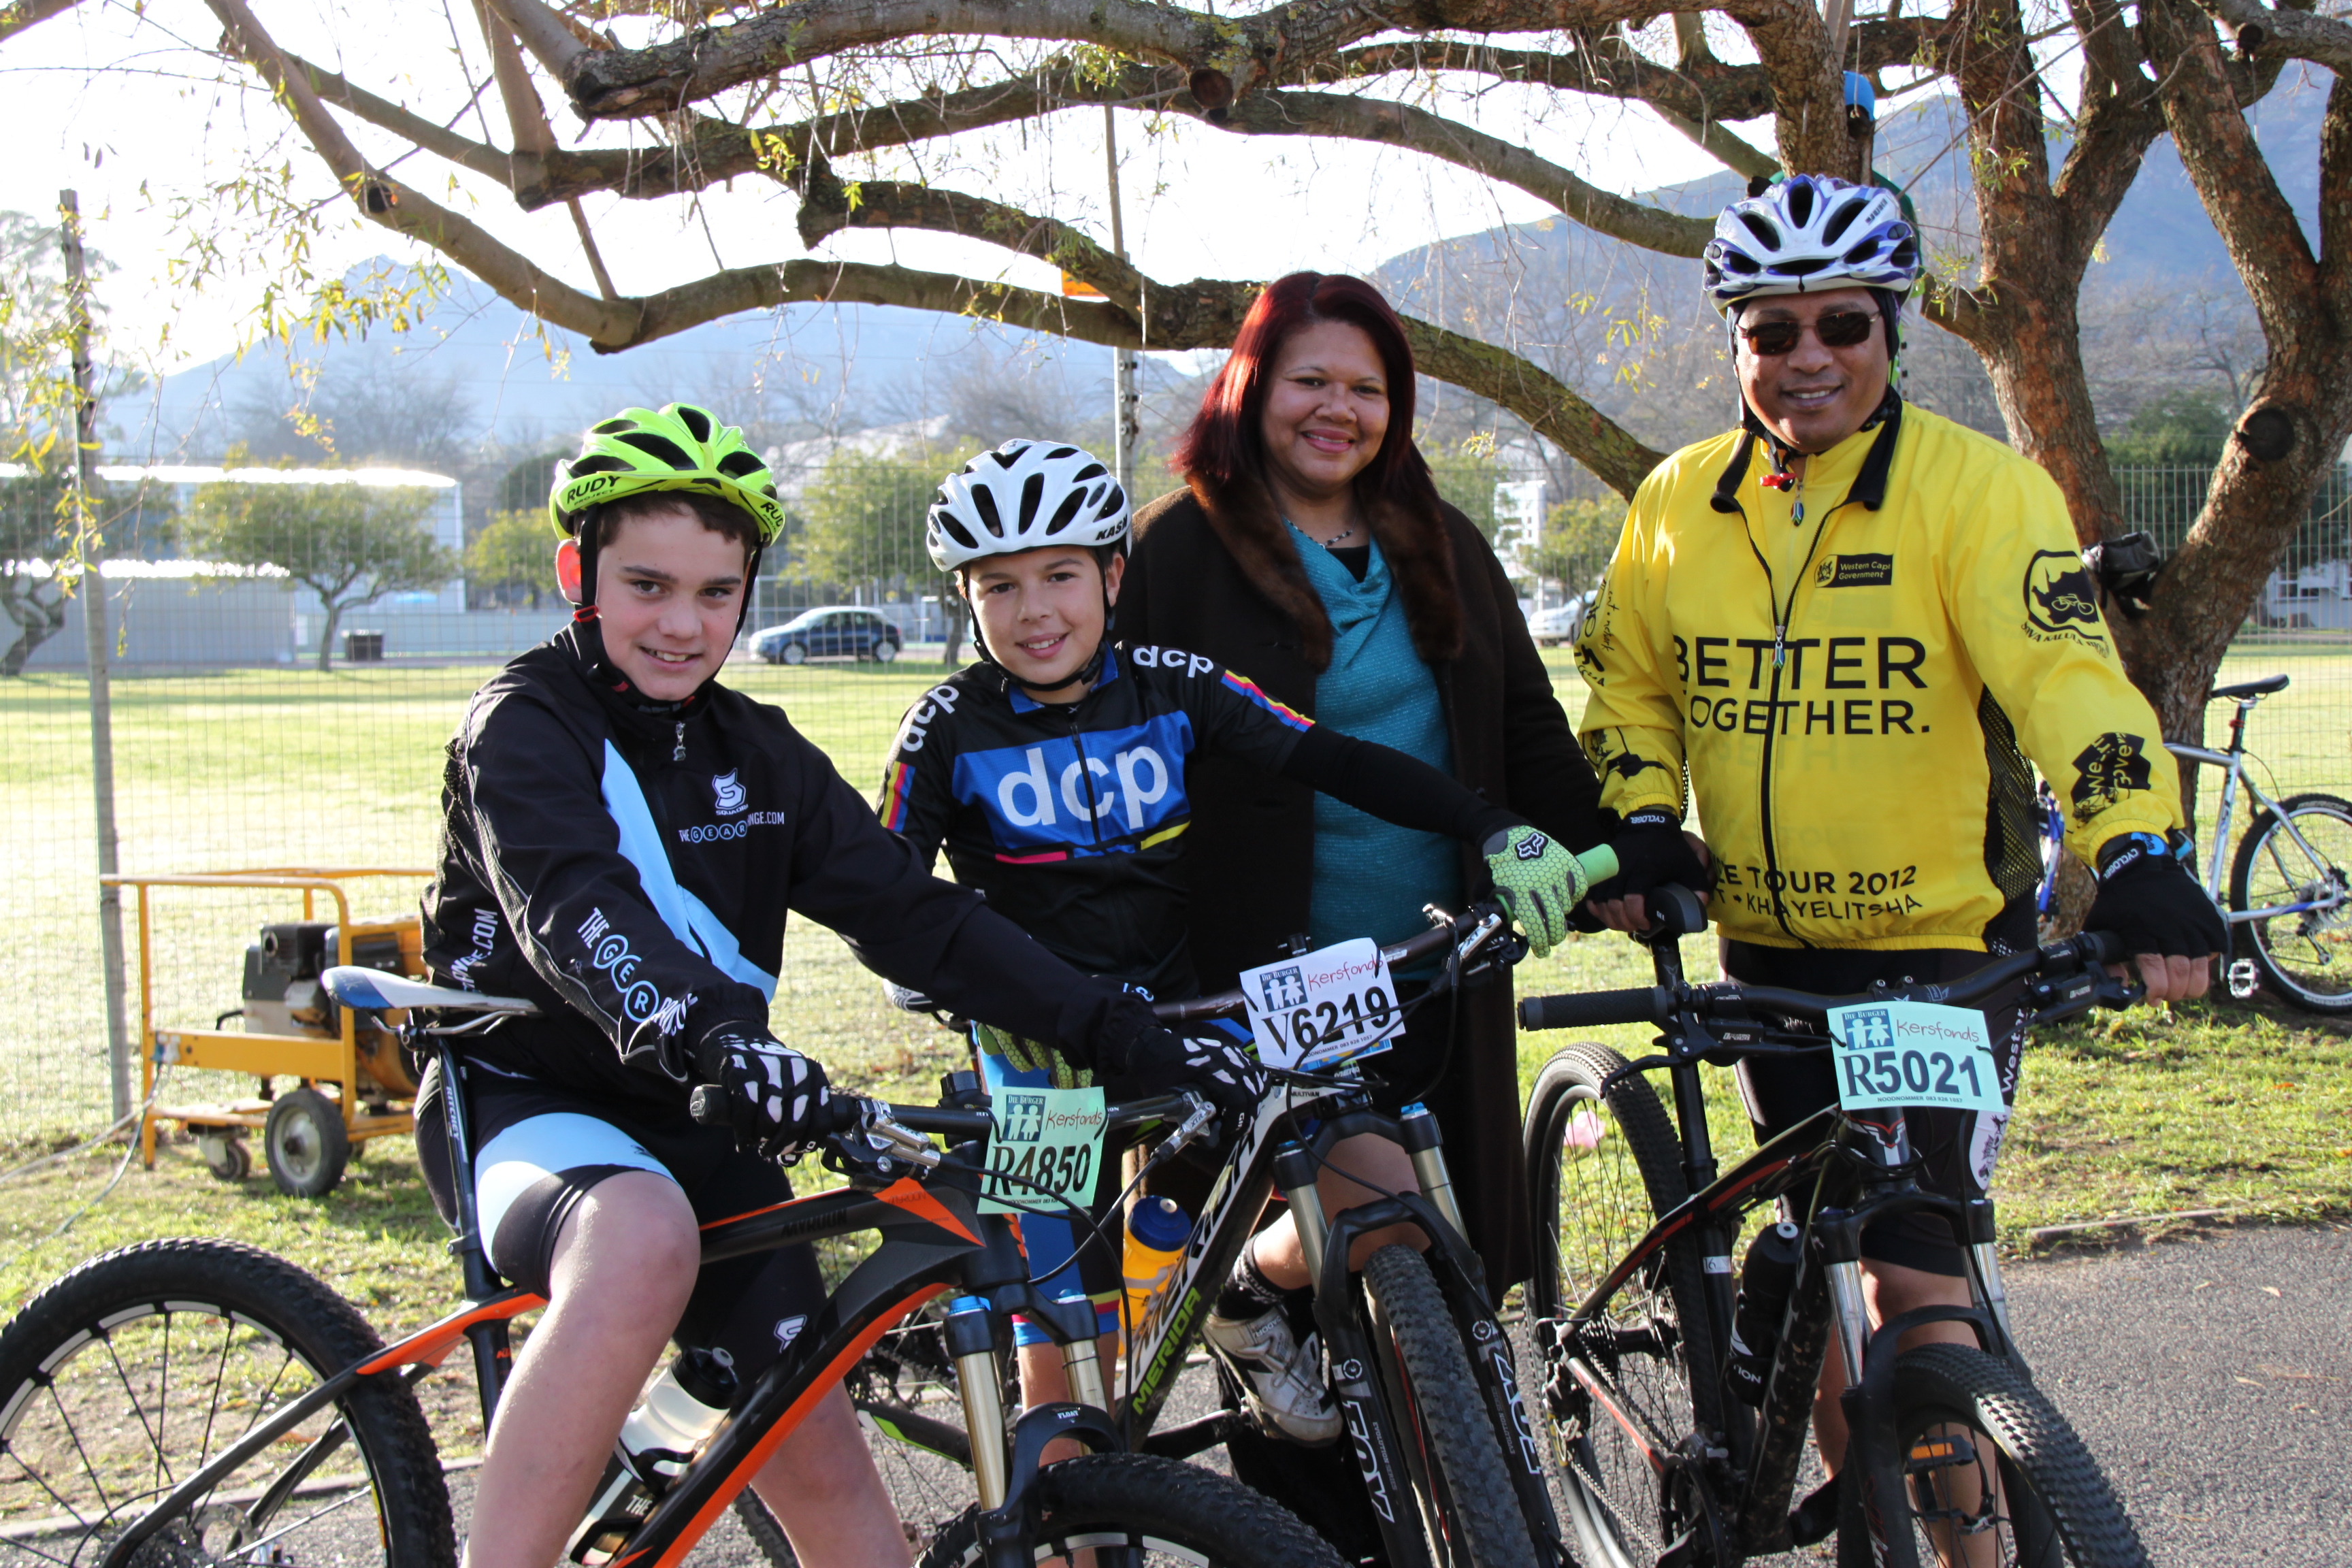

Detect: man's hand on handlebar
692,1026,843,1160
1585,811,1712,934
1096,997,1264,1142
2085,834,2226,1005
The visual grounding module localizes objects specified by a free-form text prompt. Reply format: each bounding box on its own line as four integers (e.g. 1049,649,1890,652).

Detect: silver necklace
1289,516,1358,549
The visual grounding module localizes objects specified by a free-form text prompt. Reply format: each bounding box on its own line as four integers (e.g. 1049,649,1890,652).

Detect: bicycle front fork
945,1296,1113,1513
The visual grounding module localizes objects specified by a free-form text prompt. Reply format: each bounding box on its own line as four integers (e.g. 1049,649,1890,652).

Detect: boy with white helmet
878,439,1603,1445
419,406,1264,1567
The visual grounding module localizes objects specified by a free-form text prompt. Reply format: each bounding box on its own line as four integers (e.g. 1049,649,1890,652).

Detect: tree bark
0,581,70,676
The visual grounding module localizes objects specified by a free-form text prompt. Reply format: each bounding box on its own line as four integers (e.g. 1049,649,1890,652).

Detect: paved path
2004,1219,2349,1566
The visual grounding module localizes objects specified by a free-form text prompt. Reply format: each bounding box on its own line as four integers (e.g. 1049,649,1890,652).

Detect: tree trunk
940,579,965,667
0,581,70,677
317,600,342,672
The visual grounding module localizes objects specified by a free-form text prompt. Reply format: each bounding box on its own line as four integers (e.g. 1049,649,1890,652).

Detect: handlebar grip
2075,930,2124,966
689,1083,729,1126
1574,843,1620,892
1519,987,1665,1031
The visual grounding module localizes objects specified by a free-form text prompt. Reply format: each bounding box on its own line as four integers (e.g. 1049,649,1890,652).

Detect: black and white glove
1095,998,1264,1137
1585,808,1709,908
2086,832,2226,990
693,1027,836,1160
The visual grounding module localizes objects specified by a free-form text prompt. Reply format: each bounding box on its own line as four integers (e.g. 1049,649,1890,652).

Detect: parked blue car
749,606,904,664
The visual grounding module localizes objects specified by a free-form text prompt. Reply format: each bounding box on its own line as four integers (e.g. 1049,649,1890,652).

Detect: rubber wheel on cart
199,1130,253,1182
266,1085,352,1197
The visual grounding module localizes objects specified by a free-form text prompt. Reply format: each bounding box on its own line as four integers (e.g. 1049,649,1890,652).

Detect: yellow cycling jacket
1576,402,2182,952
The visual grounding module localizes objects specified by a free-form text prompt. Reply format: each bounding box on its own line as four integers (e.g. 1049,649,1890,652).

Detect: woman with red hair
1121,272,1603,1512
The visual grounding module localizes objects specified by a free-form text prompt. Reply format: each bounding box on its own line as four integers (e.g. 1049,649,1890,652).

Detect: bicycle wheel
919,1452,1345,1567
733,1299,981,1562
1359,1245,1540,1568
1523,1043,1722,1568
2230,791,2352,1013
0,1238,454,1567
1841,1343,2149,1568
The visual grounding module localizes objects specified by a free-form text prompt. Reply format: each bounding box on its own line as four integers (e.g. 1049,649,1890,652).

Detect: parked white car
1526,597,1588,647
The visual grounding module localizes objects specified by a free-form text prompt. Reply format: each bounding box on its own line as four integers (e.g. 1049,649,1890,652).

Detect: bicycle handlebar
1156,900,1512,1024
1518,930,2129,1034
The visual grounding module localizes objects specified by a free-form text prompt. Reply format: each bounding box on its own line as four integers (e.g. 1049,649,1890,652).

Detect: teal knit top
1288,522,1463,961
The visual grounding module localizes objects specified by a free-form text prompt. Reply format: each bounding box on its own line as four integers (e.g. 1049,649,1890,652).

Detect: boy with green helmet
419,403,1262,1567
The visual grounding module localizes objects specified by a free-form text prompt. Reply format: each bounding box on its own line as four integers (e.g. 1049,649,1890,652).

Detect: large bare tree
16,0,2340,760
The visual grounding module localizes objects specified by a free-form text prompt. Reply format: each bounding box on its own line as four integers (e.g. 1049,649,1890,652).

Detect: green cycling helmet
548,403,785,544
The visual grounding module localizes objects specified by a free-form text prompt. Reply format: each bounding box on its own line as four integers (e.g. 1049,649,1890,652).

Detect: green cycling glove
1482,827,1616,958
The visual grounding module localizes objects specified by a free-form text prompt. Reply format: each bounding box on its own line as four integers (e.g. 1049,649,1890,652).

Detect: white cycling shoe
1202,1305,1343,1446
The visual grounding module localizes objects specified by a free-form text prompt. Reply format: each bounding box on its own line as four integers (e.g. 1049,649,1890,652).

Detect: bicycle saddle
2209,673,2289,700
321,966,538,1015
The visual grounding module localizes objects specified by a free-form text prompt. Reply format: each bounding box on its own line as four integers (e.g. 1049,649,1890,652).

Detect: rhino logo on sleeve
2024,551,2104,644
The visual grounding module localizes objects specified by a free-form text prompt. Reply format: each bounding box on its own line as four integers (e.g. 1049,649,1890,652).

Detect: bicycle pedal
2228,959,2259,1000
1903,1433,1978,1475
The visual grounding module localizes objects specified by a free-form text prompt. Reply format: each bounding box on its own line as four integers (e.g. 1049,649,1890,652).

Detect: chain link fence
3,460,2347,1145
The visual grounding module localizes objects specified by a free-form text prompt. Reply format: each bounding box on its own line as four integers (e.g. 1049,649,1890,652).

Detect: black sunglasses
1739,310,1877,356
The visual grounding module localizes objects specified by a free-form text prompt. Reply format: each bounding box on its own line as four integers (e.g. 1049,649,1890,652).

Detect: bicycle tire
1360,1245,1541,1568
917,1451,1346,1568
1522,1043,1722,1568
0,1237,455,1567
1840,1343,2149,1568
2229,791,2352,1013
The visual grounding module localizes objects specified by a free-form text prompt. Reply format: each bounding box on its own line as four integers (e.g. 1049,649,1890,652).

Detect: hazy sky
5,2,1750,380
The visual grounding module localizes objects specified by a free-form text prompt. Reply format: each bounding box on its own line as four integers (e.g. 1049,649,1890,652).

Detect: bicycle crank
1656,1437,1729,1568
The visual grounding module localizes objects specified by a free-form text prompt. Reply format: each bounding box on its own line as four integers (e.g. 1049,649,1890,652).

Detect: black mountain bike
1517,889,2151,1568
0,971,1343,1568
883,900,1569,1568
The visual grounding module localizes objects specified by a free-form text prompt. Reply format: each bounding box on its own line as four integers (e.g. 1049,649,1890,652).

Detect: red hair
1174,272,1439,517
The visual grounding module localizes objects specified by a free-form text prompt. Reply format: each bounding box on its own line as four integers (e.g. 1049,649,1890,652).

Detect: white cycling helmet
1703,175,1922,312
926,440,1130,572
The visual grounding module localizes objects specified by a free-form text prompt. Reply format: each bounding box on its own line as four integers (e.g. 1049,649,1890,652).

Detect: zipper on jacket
673,720,686,763
1735,483,1839,941
1064,710,1109,845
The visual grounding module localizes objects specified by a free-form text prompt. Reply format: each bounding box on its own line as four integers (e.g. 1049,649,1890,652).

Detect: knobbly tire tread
0,1236,456,1567
1524,1043,1724,1565
1844,1343,2149,1568
2229,791,2352,1014
1362,1245,1544,1568
915,1452,1348,1568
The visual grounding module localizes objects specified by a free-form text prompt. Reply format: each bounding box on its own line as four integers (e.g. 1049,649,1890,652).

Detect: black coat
1121,480,1603,1286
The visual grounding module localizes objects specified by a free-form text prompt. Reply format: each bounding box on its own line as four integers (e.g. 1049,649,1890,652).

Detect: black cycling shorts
415,1060,828,1383
1723,932,2029,1277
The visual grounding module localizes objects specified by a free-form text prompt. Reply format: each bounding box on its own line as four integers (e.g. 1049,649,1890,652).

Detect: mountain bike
1518,887,2151,1568
885,899,1571,1568
0,972,1344,1568
2035,672,2351,1012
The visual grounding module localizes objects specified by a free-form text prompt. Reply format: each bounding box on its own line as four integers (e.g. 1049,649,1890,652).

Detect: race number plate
1824,1000,2005,1115
979,1085,1107,1217
1239,937,1403,1071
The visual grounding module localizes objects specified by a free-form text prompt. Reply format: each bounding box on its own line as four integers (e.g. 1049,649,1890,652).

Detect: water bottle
1725,1222,1803,1407
566,1347,738,1563
1122,1196,1192,1328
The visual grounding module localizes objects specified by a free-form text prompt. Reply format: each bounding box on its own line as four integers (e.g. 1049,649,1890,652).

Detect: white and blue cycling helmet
1702,175,1921,312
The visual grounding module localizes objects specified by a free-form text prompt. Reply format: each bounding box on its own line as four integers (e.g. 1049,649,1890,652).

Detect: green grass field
0,640,2343,1359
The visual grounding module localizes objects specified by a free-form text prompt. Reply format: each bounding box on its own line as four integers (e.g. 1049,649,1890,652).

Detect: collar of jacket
556,621,713,742
1179,469,1463,672
1710,390,1904,517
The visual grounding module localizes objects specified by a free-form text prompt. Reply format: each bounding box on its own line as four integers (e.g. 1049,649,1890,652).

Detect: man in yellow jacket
1574,173,2225,1541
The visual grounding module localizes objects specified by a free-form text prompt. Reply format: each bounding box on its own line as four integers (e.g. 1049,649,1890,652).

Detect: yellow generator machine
106,868,434,1198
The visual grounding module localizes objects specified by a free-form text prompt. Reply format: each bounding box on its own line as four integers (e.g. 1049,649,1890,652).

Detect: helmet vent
1045,446,1079,461
934,511,978,551
568,455,629,476
1786,180,1816,225
1018,472,1046,527
1072,462,1107,483
717,451,766,478
1821,196,1865,246
1739,213,1782,249
617,431,695,468
971,485,1006,538
673,406,714,442
1043,488,1087,536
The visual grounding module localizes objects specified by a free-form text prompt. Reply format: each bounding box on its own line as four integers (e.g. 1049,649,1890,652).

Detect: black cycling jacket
422,625,1139,1109
877,643,1518,996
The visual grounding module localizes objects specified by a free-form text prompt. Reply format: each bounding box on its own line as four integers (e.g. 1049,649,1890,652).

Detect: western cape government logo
2023,549,2104,646
1816,552,1893,588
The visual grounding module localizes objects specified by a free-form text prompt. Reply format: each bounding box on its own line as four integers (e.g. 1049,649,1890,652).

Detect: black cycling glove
2085,833,2227,966
1585,809,1709,906
1094,995,1265,1138
694,1026,838,1160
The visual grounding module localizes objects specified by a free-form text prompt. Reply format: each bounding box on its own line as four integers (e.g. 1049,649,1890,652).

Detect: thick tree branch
204,0,636,344
277,50,521,184
2319,71,2352,318
0,0,84,44
2191,0,2352,74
